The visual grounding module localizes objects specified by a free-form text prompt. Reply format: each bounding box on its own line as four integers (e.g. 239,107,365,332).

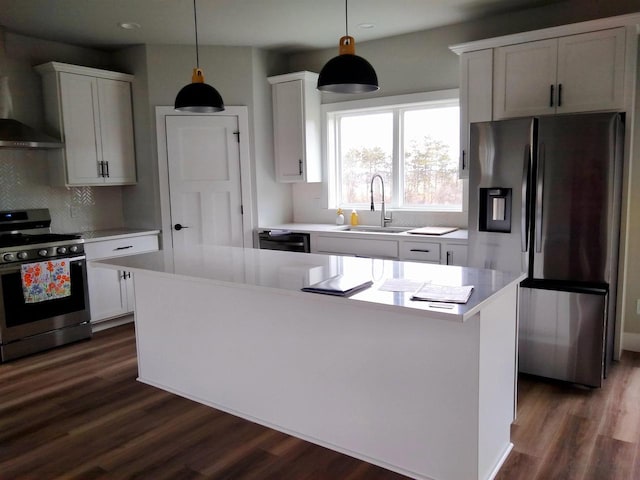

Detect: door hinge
233,130,240,143
240,205,244,215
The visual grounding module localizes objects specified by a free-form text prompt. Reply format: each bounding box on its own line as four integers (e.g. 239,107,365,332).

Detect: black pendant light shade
317,37,379,93
317,0,379,94
174,0,225,112
175,68,224,112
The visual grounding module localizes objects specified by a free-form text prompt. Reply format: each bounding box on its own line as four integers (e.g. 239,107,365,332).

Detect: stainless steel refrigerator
468,113,624,387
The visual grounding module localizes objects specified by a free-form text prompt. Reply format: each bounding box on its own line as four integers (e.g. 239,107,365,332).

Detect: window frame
321,89,465,212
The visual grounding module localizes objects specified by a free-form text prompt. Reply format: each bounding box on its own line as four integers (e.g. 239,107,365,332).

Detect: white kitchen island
92,246,524,480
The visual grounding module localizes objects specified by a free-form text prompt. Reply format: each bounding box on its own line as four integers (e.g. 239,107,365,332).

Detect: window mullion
392,109,401,208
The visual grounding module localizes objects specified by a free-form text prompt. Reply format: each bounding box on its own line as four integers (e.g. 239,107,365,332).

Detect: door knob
174,223,189,231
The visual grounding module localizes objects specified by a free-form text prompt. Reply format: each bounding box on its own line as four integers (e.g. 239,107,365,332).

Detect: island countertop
92,245,524,322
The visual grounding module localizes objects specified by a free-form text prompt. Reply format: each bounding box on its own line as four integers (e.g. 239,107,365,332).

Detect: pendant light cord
345,0,349,37
193,0,200,68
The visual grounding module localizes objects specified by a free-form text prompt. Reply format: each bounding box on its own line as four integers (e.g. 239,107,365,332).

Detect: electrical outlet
69,206,80,218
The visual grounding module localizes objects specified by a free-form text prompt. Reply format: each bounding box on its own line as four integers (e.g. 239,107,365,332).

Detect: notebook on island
410,284,474,304
301,275,373,297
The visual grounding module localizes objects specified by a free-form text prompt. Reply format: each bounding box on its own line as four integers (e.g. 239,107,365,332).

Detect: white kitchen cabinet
399,241,441,263
459,49,493,179
36,62,137,186
493,28,625,119
441,243,468,266
313,234,399,259
84,233,159,325
268,71,321,183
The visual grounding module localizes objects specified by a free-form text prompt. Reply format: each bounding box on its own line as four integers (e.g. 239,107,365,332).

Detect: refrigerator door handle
521,144,531,252
535,144,545,253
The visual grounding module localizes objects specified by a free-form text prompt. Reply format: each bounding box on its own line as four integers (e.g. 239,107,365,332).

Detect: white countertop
260,223,468,240
79,228,160,242
93,245,523,322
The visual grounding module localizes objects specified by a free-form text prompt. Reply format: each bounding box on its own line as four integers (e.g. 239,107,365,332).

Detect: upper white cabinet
36,62,137,186
268,71,321,183
459,49,493,178
493,28,626,119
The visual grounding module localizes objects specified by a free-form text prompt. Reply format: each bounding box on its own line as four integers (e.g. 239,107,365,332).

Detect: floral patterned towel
21,260,71,303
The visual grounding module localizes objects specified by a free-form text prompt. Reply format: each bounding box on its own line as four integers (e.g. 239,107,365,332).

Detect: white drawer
84,234,159,260
400,241,441,262
315,235,398,259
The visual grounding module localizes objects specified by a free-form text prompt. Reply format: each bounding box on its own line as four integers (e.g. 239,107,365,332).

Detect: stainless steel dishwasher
258,231,310,253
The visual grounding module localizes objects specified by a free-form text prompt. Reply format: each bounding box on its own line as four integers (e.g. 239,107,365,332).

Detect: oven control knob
3,253,15,262
69,245,79,253
38,249,48,257
57,247,67,254
17,252,28,260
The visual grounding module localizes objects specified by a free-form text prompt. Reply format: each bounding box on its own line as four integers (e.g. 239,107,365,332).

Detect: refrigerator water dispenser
479,188,512,233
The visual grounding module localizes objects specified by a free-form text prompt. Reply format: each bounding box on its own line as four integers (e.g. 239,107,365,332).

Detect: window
325,91,462,212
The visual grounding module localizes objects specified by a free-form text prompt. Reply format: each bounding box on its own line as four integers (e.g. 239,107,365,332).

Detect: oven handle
0,256,86,274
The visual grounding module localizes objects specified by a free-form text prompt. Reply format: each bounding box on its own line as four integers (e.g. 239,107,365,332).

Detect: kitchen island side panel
131,271,515,480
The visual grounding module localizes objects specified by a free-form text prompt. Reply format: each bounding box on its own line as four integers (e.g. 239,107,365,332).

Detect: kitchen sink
341,226,412,234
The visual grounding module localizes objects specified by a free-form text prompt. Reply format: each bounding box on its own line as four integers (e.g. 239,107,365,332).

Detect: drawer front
400,241,441,262
84,234,159,260
315,235,398,259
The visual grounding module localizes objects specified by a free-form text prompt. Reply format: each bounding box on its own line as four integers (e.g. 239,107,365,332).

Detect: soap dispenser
336,208,345,225
350,209,359,226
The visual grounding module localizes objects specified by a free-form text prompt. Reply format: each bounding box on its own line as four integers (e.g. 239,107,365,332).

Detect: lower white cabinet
399,241,441,263
87,267,134,321
442,243,468,266
314,235,399,259
85,233,159,324
311,233,467,265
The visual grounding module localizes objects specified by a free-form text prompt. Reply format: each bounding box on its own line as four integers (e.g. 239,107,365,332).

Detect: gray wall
289,0,640,100
286,1,640,336
113,44,291,234
0,29,124,233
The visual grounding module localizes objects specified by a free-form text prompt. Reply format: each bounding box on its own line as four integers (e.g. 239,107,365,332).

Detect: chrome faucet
370,174,392,228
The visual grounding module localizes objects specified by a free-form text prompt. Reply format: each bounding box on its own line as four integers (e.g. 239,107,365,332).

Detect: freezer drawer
519,285,607,387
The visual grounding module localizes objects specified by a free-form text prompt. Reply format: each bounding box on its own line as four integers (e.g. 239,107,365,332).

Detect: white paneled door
166,115,244,250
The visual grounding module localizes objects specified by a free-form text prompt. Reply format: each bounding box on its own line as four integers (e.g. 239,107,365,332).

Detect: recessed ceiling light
358,23,375,29
118,22,141,30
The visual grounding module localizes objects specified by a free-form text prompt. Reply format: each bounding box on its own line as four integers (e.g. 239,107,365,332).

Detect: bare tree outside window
333,100,462,211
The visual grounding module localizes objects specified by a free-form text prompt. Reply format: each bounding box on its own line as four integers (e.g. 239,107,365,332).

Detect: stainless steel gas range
0,209,91,362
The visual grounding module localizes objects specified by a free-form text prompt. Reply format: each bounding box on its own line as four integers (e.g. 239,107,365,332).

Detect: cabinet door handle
446,251,452,265
549,84,554,107
105,161,110,178
557,83,562,107
114,245,133,251
462,150,466,170
410,249,431,253
98,161,104,177
174,224,189,231
298,159,303,175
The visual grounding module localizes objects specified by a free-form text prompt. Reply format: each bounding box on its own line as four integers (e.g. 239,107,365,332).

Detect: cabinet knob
174,223,189,231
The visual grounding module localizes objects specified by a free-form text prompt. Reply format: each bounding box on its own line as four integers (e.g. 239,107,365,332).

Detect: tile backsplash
0,149,124,233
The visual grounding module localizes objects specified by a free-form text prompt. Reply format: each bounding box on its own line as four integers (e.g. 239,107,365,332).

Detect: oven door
0,256,90,344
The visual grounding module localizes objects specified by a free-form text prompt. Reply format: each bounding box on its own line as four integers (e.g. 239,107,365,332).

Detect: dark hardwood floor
1,324,639,479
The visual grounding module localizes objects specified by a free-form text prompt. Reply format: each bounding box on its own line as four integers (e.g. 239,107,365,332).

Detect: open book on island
410,284,474,304
301,275,373,297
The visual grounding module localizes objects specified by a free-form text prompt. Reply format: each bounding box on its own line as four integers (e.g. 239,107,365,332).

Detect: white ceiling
0,0,567,52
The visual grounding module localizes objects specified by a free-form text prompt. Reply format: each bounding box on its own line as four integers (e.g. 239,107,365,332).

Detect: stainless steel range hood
0,119,63,149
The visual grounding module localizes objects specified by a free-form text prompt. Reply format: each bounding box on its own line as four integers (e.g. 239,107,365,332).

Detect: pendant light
317,0,379,94
175,0,225,112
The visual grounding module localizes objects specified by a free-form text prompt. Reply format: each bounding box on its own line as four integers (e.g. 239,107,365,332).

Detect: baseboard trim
92,314,134,333
622,332,640,352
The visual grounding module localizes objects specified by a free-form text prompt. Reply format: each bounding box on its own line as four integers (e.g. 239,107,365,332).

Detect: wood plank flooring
1,323,639,479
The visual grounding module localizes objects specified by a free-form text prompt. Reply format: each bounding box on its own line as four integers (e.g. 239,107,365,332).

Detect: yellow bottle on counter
350,209,359,226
